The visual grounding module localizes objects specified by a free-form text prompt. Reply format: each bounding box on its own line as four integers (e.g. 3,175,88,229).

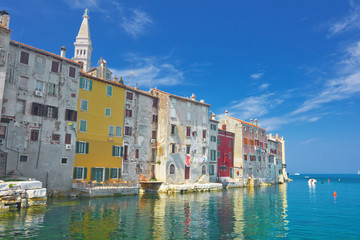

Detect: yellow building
72,72,126,182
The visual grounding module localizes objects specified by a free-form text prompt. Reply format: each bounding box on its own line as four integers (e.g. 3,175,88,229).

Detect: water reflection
0,185,290,239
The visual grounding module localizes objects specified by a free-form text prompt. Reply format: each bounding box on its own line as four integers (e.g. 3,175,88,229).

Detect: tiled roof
125,85,158,99
80,71,126,88
153,88,211,107
228,116,266,130
10,40,81,66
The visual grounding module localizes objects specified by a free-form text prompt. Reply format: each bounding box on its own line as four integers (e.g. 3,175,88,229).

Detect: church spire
73,9,92,72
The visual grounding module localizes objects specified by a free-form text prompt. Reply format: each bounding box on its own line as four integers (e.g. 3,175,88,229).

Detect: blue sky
3,0,360,173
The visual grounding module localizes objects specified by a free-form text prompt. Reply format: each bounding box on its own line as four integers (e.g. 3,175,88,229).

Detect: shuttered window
112,146,121,157
30,129,39,141
51,61,59,73
79,77,92,91
69,66,76,78
20,51,29,65
76,141,89,154
65,133,71,144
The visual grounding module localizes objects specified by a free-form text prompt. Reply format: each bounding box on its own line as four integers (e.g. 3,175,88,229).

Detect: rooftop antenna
126,59,135,86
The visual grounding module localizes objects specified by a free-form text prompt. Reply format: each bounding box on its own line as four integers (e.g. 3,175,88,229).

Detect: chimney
0,10,10,29
113,74,118,82
250,118,253,124
255,119,258,126
191,93,196,100
211,113,216,120
60,46,66,58
135,83,139,90
225,110,228,116
200,99,204,103
276,133,279,139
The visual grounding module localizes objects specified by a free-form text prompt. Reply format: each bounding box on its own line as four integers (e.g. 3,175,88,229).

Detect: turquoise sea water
0,174,359,239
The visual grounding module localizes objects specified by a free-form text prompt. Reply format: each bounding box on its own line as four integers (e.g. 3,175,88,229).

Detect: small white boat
294,173,300,176
308,179,317,185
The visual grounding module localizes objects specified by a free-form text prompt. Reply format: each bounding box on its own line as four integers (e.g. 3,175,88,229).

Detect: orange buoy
328,179,330,182
333,191,337,197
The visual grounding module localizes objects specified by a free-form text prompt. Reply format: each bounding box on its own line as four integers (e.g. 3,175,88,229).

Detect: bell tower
73,9,92,72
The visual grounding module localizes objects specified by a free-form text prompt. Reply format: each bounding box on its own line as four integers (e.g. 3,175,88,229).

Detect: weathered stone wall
0,41,81,191
0,180,46,210
122,88,158,182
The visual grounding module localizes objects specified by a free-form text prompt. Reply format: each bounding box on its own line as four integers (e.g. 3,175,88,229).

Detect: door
0,153,7,177
185,166,190,179
91,168,104,182
230,167,233,178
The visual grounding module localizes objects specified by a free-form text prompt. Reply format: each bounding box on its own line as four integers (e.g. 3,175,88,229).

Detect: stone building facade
218,112,269,183
208,115,218,182
122,87,159,182
153,89,210,184
0,14,81,190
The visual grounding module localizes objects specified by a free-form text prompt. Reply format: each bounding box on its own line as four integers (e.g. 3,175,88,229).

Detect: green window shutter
73,167,78,179
89,80,93,91
112,146,115,156
85,142,89,154
118,168,121,179
91,168,95,180
83,168,88,180
120,146,124,157
80,77,84,89
105,168,110,181
75,141,79,153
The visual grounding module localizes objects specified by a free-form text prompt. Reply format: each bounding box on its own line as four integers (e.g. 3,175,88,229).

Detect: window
171,143,176,153
171,125,176,135
218,151,220,158
186,127,191,137
65,133,71,144
106,85,113,96
73,167,86,180
69,66,76,78
65,109,77,121
126,92,133,100
258,156,261,162
202,147,206,156
109,125,114,137
31,103,45,116
79,120,87,132
217,138,221,145
16,100,26,114
124,146,128,160
210,124,217,130
229,140,232,147
186,145,191,154
35,80,43,91
187,112,191,121
209,165,215,175
243,138,248,145
76,141,89,154
202,115,207,124
152,115,158,123
152,148,156,162
210,150,216,161
110,168,121,178
169,164,175,174
46,106,58,118
125,109,132,117
61,158,68,164
80,100,88,111
152,98,158,107
229,152,231,159
52,134,60,141
30,129,39,141
20,51,29,65
48,83,57,96
202,165,206,175
105,108,111,116
51,61,60,73
112,146,121,157
135,149,139,158
220,166,227,171
125,126,132,136
79,77,92,91
115,126,121,137
0,126,6,139
152,131,157,139
203,130,206,139
20,155,28,162
19,76,28,90
211,136,216,142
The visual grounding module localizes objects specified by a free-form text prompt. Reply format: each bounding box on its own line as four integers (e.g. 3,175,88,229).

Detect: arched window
202,165,206,175
169,164,175,174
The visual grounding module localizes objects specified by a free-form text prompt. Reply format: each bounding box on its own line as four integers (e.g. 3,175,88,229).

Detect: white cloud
63,0,100,9
250,73,264,79
292,41,360,115
122,9,153,38
259,83,270,90
225,93,283,121
328,3,360,36
110,56,184,87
